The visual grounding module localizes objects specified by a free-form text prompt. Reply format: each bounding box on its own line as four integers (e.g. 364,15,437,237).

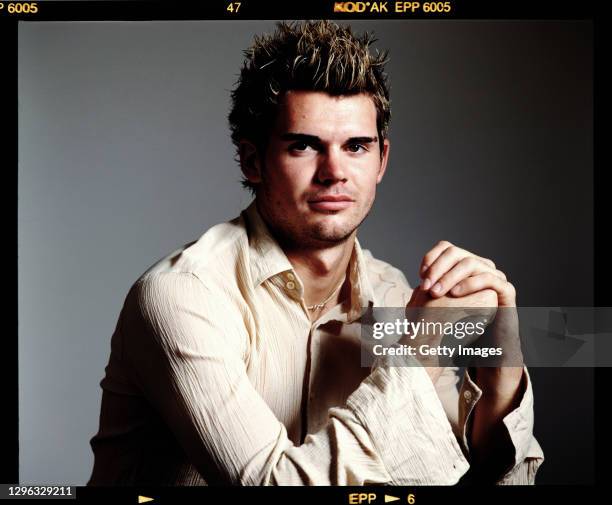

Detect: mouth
307,195,354,212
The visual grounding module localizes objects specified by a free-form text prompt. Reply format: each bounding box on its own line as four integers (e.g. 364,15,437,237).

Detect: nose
316,147,347,185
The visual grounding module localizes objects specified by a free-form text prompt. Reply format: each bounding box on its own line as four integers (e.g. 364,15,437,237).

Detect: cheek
266,156,313,194
354,164,381,194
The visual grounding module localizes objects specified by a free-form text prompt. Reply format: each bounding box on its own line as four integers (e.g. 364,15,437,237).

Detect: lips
308,194,354,211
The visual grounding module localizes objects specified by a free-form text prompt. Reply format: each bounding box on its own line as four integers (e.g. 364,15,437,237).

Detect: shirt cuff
459,366,545,478
346,354,470,485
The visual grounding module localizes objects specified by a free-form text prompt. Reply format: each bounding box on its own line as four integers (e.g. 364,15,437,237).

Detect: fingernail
452,285,462,294
420,264,429,275
432,282,442,293
423,278,431,290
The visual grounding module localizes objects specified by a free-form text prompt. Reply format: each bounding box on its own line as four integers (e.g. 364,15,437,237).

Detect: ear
376,138,390,184
239,140,263,185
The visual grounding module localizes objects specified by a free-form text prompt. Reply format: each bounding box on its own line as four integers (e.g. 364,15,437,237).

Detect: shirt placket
302,305,349,440
303,321,324,440
277,270,350,442
275,271,314,443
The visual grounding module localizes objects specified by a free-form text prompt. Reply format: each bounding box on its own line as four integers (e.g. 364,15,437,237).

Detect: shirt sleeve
363,256,544,485
457,367,545,484
121,271,470,485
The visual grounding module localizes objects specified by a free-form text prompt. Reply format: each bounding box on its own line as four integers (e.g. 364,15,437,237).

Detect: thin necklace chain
306,275,346,311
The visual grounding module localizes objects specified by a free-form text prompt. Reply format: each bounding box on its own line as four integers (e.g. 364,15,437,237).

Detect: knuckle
465,256,481,269
480,272,498,284
484,289,498,304
437,240,452,248
455,248,470,259
484,286,497,296
480,271,494,281
427,265,441,279
474,287,497,306
459,276,473,288
482,257,495,269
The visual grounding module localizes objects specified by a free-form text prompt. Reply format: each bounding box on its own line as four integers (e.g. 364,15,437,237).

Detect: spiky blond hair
228,20,391,191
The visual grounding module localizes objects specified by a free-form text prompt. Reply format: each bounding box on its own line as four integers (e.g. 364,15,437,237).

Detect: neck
254,200,356,316
283,235,355,311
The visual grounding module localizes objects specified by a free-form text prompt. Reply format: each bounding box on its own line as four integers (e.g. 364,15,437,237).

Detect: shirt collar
242,201,294,287
242,201,377,320
347,236,377,321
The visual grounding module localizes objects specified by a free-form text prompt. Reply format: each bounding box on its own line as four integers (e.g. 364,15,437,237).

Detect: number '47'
227,2,241,13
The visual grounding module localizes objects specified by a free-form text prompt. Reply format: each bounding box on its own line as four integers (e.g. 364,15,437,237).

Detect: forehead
272,90,378,137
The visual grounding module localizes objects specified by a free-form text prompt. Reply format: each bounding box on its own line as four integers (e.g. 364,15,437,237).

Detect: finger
422,245,470,290
450,273,517,307
429,257,500,297
475,255,496,270
419,240,453,277
495,269,507,281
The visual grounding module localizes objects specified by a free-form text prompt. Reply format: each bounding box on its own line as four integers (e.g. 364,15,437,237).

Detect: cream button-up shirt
88,202,544,486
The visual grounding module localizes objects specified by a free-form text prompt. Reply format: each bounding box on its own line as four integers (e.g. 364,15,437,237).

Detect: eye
347,143,367,153
288,141,315,153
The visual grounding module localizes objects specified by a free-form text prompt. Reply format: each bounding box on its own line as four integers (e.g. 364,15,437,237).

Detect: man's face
244,90,390,248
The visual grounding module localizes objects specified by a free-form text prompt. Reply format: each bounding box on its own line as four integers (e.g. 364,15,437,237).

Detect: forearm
128,273,470,485
468,367,525,480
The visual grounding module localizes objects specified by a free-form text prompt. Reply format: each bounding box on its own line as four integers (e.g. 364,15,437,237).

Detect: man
88,20,544,485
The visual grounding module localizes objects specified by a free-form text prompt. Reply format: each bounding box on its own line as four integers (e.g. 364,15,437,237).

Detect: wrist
472,366,524,399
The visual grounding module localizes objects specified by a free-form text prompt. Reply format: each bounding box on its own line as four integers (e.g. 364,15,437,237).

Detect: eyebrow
280,133,378,144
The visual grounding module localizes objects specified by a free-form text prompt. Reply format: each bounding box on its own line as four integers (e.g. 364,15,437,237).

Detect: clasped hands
405,241,524,389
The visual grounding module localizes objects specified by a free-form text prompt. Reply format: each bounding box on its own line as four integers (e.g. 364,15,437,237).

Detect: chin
308,221,357,243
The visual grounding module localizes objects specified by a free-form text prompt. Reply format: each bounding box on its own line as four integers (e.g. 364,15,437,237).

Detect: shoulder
361,248,414,306
119,213,252,333
133,271,210,311
122,269,248,359
136,214,249,292
361,248,411,288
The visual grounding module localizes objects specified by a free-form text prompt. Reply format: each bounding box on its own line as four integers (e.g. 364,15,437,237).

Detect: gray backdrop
18,20,593,484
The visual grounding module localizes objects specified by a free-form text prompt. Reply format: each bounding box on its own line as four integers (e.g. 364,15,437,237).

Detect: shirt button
286,281,296,290
463,390,473,402
286,273,295,281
